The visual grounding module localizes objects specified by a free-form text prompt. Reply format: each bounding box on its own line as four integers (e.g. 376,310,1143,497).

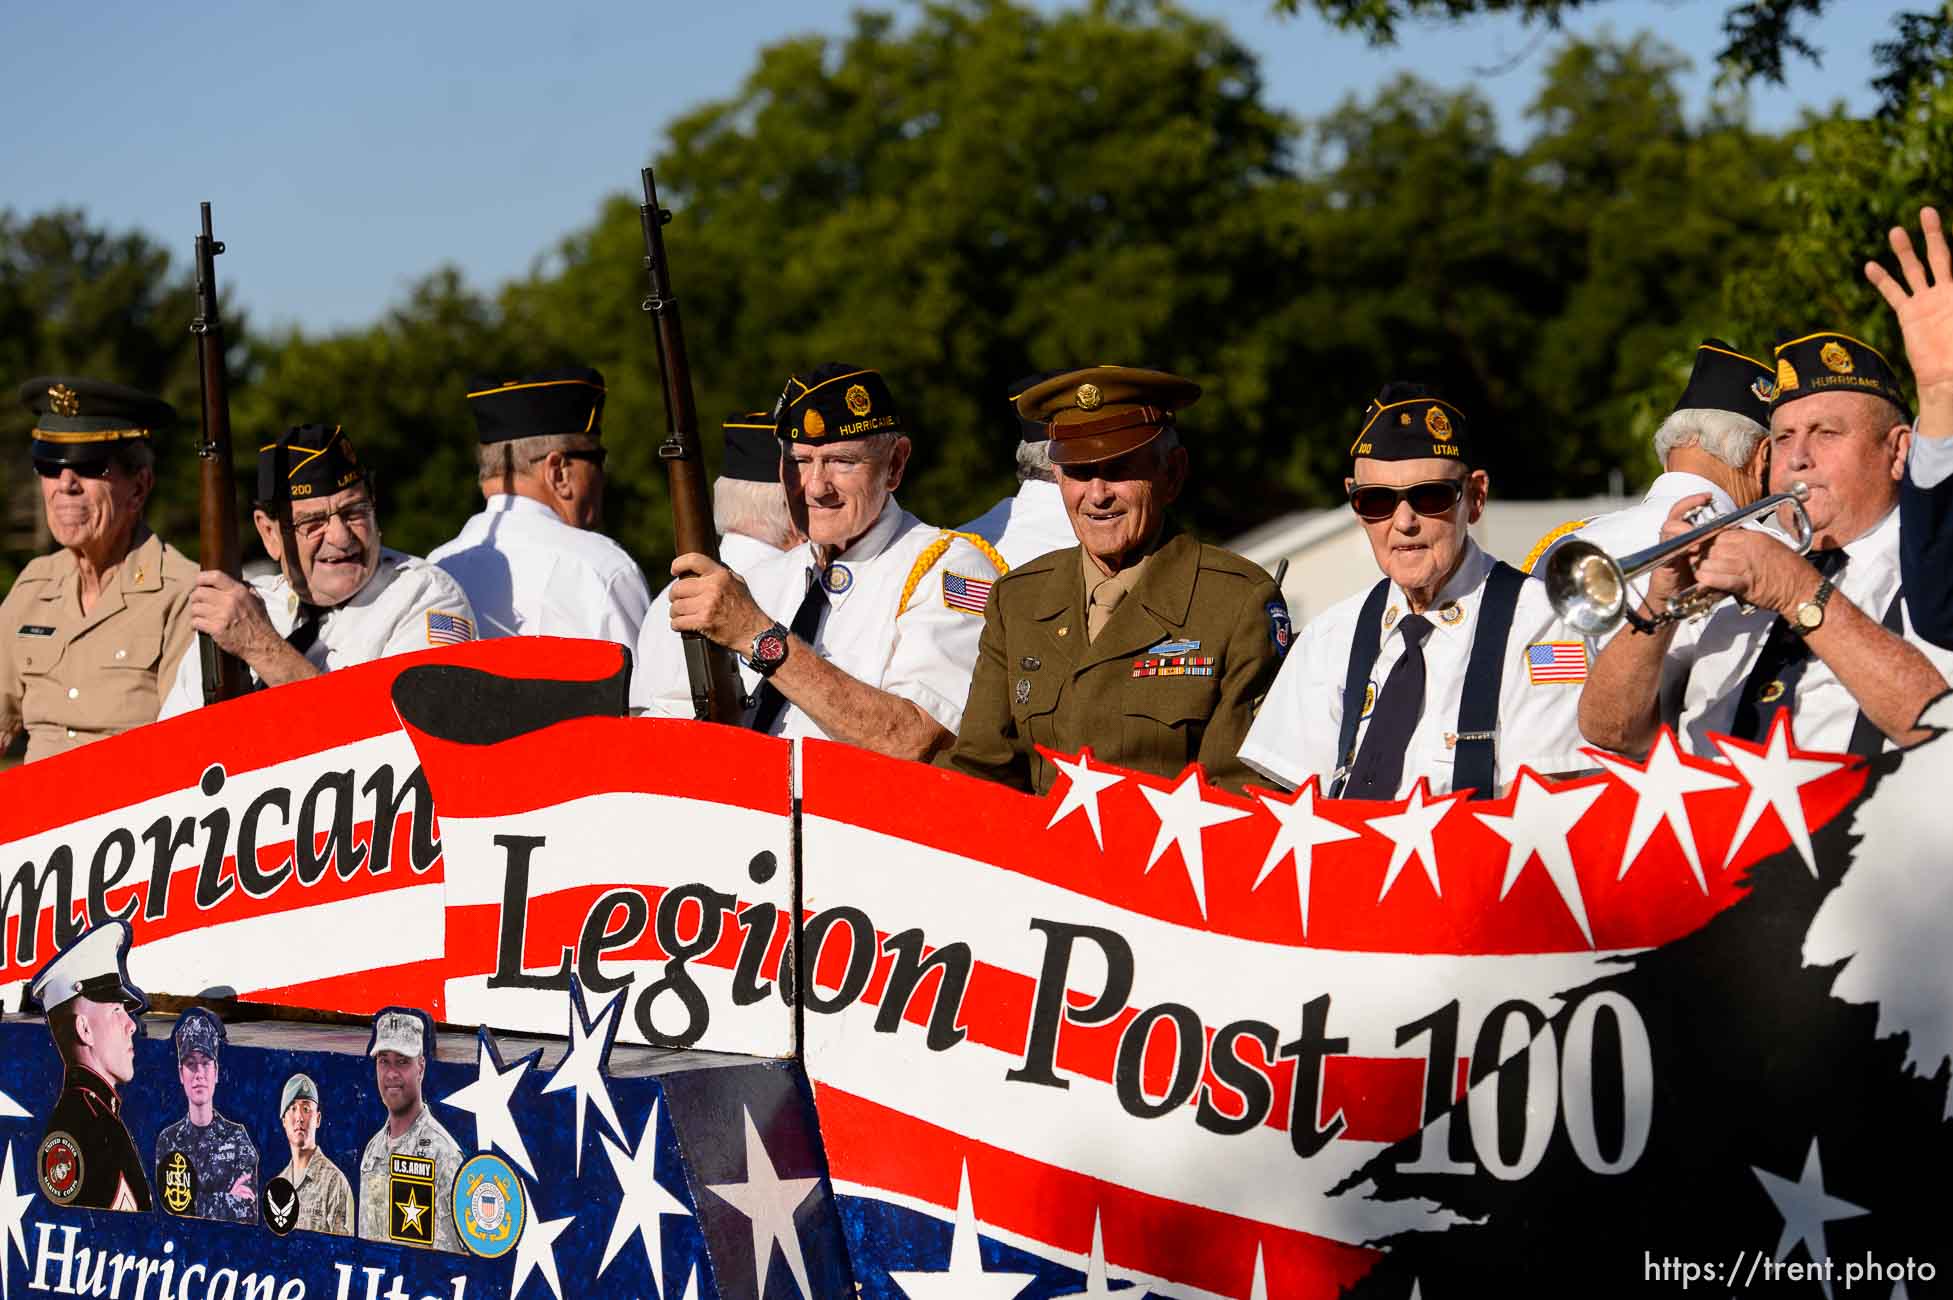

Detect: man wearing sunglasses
159,424,476,713
1239,384,1590,801
429,366,651,645
0,377,198,762
947,366,1289,795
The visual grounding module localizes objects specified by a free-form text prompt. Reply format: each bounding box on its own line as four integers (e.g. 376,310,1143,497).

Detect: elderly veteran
429,366,652,644
0,377,197,760
947,367,1287,794
1526,340,1775,587
161,424,476,713
1582,332,1953,758
636,364,1005,760
1240,384,1591,800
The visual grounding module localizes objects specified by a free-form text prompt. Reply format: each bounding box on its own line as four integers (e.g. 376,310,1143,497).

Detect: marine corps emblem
38,1132,83,1205
1076,382,1104,411
455,1154,526,1259
48,384,80,417
1776,358,1800,392
845,383,872,417
1426,405,1454,441
1820,340,1853,374
803,408,827,439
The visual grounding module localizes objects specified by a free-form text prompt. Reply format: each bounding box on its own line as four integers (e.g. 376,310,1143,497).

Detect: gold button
66,687,79,700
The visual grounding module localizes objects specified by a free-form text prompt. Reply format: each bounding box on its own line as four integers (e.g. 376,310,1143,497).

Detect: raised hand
1866,206,1953,432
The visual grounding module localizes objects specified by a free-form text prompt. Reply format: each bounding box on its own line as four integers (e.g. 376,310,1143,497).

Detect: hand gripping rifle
191,202,250,704
638,167,748,724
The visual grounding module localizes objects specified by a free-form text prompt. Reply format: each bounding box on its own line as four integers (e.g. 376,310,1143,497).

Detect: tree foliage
2,0,1947,590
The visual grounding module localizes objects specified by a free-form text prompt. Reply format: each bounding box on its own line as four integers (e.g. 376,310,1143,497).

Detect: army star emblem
398,1187,428,1233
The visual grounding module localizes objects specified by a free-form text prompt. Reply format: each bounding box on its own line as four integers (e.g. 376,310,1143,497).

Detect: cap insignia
1398,413,1411,426
48,384,80,418
1819,340,1853,374
845,384,872,417
1425,406,1453,441
1075,383,1103,412
803,409,827,439
1751,377,1775,402
1776,359,1800,393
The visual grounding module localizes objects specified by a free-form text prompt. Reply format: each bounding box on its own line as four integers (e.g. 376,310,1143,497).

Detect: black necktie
254,604,323,691
748,570,829,734
1344,615,1434,800
1730,548,1849,742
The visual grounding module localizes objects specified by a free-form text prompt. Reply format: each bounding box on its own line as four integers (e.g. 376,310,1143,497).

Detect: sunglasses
1347,478,1466,522
34,460,115,480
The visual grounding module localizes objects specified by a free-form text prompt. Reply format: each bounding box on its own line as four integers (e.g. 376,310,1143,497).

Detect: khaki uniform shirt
278,1150,354,1236
948,533,1289,795
0,530,196,762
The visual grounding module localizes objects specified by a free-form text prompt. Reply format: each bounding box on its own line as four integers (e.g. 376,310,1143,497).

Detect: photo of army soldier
153,1008,259,1223
357,1008,463,1253
26,921,152,1212
271,1073,353,1235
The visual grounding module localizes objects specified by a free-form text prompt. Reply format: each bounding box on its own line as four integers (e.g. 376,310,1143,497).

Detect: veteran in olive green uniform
0,378,196,762
948,367,1290,795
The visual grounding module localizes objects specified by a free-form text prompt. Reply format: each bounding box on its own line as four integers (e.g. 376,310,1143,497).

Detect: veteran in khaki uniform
948,367,1290,795
0,378,196,761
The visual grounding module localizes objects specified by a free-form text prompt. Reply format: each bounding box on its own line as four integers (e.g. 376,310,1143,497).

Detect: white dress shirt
630,497,1002,736
427,495,650,646
958,480,1076,569
638,530,787,685
160,548,476,716
1239,539,1591,798
1663,508,1953,755
1910,427,1953,488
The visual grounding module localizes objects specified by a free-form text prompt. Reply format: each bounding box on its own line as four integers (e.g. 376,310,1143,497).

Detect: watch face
753,630,788,668
1798,604,1823,629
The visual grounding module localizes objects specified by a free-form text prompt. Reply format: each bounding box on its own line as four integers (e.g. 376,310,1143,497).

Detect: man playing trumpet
1580,331,1953,759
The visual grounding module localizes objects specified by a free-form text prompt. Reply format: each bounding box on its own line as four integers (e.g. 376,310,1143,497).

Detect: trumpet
1544,482,1814,637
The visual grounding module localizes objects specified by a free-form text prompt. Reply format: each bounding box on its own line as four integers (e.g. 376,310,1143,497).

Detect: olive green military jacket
947,532,1289,795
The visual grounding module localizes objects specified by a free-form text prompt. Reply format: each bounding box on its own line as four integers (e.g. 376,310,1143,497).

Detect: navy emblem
455,1154,525,1259
1266,599,1293,655
158,1149,197,1215
822,564,854,594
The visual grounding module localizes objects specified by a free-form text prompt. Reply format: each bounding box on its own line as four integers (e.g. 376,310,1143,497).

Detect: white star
1046,751,1125,849
0,1091,25,1122
705,1106,822,1299
1248,1244,1268,1300
1589,729,1738,892
886,1161,1038,1299
597,1096,693,1293
396,1188,427,1234
1476,773,1608,947
440,1029,538,1178
1364,782,1457,903
541,978,626,1175
0,1144,37,1300
1252,780,1359,936
1714,717,1850,877
1139,769,1251,918
1752,1138,1868,1300
1050,1211,1124,1297
510,1200,575,1300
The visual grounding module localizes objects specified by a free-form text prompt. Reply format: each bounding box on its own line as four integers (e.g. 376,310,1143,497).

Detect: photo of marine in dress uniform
26,921,152,1212
153,1008,259,1223
356,1008,463,1253
272,1072,353,1235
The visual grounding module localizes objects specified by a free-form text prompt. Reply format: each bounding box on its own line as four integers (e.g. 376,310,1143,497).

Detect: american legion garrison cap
722,411,782,482
466,366,606,444
1771,331,1912,422
258,424,367,506
17,376,177,471
1013,365,1201,465
1350,381,1473,465
775,363,903,443
1674,339,1774,425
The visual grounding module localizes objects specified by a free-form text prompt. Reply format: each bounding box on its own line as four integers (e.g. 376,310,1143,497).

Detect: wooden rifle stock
191,202,250,704
638,167,748,724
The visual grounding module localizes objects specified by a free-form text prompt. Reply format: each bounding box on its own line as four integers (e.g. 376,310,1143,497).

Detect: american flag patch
941,571,992,614
426,610,475,645
1527,640,1587,684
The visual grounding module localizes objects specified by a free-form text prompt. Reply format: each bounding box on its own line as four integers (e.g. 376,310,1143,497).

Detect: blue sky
0,0,1907,333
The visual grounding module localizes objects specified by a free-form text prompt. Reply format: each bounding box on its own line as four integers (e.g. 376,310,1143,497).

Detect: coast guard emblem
456,1154,526,1258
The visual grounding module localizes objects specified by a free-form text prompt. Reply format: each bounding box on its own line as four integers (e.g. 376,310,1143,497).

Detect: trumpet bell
1542,539,1626,638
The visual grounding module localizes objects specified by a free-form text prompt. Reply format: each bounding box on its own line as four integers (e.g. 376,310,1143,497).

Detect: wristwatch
1789,578,1835,637
747,622,791,676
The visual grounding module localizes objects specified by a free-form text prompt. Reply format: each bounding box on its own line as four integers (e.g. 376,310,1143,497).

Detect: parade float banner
0,639,628,1021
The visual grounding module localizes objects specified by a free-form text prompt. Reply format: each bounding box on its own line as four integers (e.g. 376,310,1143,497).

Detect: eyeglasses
1347,479,1466,522
34,460,115,480
534,448,608,471
289,501,377,541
